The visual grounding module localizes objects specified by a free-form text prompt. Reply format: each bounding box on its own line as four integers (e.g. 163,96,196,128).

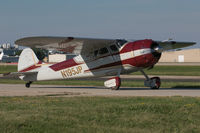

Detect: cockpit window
99,47,109,55
116,39,127,47
110,45,118,52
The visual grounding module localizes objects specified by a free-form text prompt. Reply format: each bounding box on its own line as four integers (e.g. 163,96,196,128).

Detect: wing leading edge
156,40,196,51
15,36,196,55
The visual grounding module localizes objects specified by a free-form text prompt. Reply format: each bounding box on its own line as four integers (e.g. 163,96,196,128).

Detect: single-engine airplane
4,36,195,90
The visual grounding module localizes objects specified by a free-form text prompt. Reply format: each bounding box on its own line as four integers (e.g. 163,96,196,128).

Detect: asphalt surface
0,84,200,97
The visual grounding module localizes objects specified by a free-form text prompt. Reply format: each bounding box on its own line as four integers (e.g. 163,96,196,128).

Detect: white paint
134,48,151,57
0,49,3,60
104,78,116,88
18,48,39,72
49,54,66,63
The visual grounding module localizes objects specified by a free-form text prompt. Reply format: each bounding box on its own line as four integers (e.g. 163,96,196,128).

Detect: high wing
15,36,196,55
15,36,116,55
156,40,196,51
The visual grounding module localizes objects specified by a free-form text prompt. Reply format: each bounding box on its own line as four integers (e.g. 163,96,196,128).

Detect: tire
25,83,30,88
150,77,161,90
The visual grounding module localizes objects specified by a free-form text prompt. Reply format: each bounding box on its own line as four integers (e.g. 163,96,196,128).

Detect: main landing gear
25,81,33,88
140,70,161,89
104,76,121,90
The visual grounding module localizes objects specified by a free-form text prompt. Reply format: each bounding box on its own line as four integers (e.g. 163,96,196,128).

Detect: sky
0,0,199,48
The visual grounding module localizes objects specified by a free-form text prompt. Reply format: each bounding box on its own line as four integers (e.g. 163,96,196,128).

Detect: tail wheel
150,77,161,89
25,81,32,88
25,83,30,88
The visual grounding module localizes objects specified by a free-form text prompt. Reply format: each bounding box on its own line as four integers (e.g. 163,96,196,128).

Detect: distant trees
7,48,47,61
15,50,22,56
32,48,48,61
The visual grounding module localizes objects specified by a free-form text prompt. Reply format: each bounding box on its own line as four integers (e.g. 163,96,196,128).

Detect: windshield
116,39,127,47
110,45,118,52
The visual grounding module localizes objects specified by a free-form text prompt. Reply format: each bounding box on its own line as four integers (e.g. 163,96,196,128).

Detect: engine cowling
131,39,161,68
119,39,162,69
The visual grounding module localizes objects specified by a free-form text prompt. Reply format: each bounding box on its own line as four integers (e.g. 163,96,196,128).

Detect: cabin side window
99,47,109,55
109,45,118,52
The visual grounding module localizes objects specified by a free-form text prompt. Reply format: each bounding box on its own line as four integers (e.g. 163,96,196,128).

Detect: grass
0,65,200,132
0,65,17,73
0,96,200,133
1,65,200,76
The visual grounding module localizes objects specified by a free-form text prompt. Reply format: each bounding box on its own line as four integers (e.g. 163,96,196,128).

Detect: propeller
153,45,164,53
148,41,163,70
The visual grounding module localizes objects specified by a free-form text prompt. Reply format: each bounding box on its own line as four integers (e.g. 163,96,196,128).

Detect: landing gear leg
140,70,161,89
25,81,33,88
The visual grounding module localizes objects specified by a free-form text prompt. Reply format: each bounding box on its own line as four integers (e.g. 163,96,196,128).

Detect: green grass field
0,65,17,73
0,65,200,133
0,96,200,133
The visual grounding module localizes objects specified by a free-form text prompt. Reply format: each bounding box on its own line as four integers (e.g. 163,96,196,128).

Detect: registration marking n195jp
61,66,82,78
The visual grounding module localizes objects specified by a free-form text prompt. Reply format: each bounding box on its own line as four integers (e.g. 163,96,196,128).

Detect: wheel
150,77,161,89
25,83,30,88
25,81,32,88
104,77,121,90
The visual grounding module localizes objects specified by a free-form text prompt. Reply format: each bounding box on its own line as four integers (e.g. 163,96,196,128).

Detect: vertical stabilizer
18,48,40,72
0,49,3,60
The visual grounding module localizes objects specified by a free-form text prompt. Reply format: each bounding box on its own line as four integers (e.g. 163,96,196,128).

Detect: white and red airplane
5,37,195,90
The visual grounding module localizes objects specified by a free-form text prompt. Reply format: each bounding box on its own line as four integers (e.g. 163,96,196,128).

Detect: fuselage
20,39,161,81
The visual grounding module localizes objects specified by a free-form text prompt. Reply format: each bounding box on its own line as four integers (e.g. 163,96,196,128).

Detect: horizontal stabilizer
0,72,38,80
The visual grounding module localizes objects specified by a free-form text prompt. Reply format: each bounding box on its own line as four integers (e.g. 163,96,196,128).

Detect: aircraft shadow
35,86,106,89
171,86,200,90
120,86,200,90
35,86,200,90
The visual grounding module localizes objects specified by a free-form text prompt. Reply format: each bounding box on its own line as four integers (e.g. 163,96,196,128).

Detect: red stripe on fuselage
84,53,159,72
19,61,42,72
49,58,82,71
121,53,157,67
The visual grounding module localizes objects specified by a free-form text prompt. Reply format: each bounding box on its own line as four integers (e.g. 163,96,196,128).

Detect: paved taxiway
0,84,200,97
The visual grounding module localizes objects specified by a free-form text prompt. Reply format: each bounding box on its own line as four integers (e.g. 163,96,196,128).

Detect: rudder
18,48,40,72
